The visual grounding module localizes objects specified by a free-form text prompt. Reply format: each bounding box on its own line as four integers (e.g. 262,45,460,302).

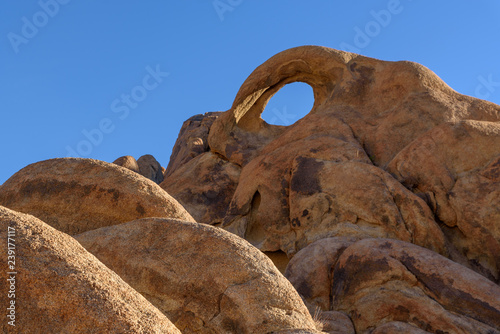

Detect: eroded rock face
75,217,318,334
387,120,500,281
0,158,194,235
226,157,447,257
165,46,500,281
208,46,499,168
165,112,222,177
371,322,432,334
316,311,355,334
137,154,164,184
285,237,359,311
113,155,140,173
161,152,241,225
113,154,165,184
286,237,500,334
0,206,181,334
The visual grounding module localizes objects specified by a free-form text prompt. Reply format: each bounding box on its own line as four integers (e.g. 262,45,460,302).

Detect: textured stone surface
165,112,222,177
0,158,194,235
0,206,181,334
387,120,500,281
164,46,500,272
287,237,500,333
316,311,355,334
208,46,499,168
113,154,165,184
161,152,241,225
7,45,500,333
271,330,324,334
137,154,164,184
225,156,447,257
371,322,432,334
113,155,140,173
76,218,318,334
285,237,358,311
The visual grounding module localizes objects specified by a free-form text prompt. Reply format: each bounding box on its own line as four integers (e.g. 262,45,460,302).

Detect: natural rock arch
260,81,314,126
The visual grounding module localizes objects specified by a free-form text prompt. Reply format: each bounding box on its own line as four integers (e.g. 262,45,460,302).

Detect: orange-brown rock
0,205,181,334
113,154,164,184
160,152,241,225
113,155,140,173
165,112,222,177
163,46,500,273
316,311,355,334
285,237,358,311
387,120,500,281
208,46,499,168
75,217,319,334
225,156,447,257
0,158,194,235
286,237,500,333
271,330,323,334
137,154,164,184
371,322,432,334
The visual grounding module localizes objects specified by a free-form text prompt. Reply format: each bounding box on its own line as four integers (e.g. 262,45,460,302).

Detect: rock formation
161,152,240,225
113,155,141,173
0,206,181,334
163,46,500,283
3,46,500,333
285,237,500,333
165,112,222,177
137,154,165,184
387,120,500,281
113,154,165,184
75,217,319,334
0,158,194,235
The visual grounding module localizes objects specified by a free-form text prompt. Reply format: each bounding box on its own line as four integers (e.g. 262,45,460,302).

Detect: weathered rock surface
0,158,194,235
113,154,165,184
285,237,359,311
137,154,164,184
161,113,228,224
371,322,432,334
0,205,181,334
225,156,447,257
5,46,500,333
286,237,500,333
113,155,140,173
271,330,323,334
387,120,500,281
75,217,318,334
208,46,499,168
164,46,500,280
316,311,355,334
161,152,241,225
165,112,222,177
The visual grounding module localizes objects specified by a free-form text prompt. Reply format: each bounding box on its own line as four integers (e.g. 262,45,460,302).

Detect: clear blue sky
1,1,499,184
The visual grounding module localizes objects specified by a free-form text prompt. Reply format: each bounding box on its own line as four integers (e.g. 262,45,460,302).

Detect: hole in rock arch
261,82,314,126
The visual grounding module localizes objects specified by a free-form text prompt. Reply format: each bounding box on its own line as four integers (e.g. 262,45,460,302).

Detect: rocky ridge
0,46,499,333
